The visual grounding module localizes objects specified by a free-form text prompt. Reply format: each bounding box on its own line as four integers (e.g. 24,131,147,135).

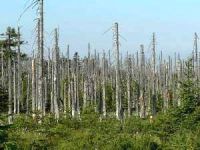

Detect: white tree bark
32,58,36,116
13,60,17,114
52,28,60,120
113,22,121,120
102,51,106,117
139,45,146,118
17,27,21,114
8,33,13,124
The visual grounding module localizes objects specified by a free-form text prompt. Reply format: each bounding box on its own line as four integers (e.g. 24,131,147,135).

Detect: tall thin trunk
71,78,75,117
152,33,156,116
135,51,139,116
13,60,17,114
32,58,36,115
1,47,4,87
177,54,181,106
127,54,132,117
53,28,60,120
113,22,121,120
26,74,30,115
8,33,13,124
76,58,80,118
102,51,106,117
43,76,47,116
38,0,44,117
63,82,67,115
17,27,21,114
139,45,146,118
67,45,71,111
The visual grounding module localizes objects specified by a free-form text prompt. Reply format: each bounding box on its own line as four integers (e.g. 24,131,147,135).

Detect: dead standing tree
17,27,22,114
126,53,132,117
113,22,122,120
139,44,146,118
102,51,106,117
71,52,80,118
37,0,44,118
151,33,157,116
52,28,60,120
7,29,13,124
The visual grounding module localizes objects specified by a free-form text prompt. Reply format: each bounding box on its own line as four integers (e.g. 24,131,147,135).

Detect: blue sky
1,0,200,58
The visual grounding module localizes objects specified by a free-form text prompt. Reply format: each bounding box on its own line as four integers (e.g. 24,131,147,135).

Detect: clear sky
1,0,200,58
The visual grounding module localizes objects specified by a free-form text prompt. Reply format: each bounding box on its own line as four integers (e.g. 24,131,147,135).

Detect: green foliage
0,106,200,150
0,129,7,144
0,85,8,113
179,59,199,113
3,142,17,150
106,83,115,112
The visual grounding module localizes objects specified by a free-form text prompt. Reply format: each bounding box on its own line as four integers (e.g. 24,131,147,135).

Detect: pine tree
179,59,200,113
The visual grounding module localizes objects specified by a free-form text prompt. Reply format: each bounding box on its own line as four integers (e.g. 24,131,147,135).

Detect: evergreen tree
179,59,200,113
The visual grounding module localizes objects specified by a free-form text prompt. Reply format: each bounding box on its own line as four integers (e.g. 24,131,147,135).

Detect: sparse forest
0,0,200,150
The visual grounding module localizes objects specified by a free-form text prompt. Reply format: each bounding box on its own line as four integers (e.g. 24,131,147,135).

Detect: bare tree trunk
71,53,80,118
113,22,121,120
17,27,21,114
26,74,30,115
135,51,140,116
127,54,132,117
76,59,80,118
139,45,146,118
53,28,60,120
8,33,13,124
43,77,47,116
32,57,36,116
83,79,87,109
102,51,106,117
38,0,44,119
63,82,67,115
71,78,75,118
13,60,17,114
1,47,4,87
177,54,182,106
51,48,54,113
151,33,157,116
67,45,71,112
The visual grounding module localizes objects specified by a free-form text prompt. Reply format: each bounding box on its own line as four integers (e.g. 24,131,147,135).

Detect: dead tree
127,53,132,117
52,28,60,120
17,27,21,114
67,45,71,112
7,31,13,124
26,74,30,115
32,55,36,116
1,46,4,87
139,45,146,118
37,0,44,116
177,54,182,106
113,22,121,120
102,51,106,117
72,52,80,118
13,60,17,114
44,76,47,116
151,33,157,116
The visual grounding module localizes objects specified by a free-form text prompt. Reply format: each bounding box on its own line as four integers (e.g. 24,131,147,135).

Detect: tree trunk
53,28,60,120
8,33,13,124
140,45,146,118
102,51,106,117
17,27,21,114
13,60,17,114
113,22,121,120
32,58,36,116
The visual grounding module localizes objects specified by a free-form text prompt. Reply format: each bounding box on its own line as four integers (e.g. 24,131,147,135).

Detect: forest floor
1,107,200,150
